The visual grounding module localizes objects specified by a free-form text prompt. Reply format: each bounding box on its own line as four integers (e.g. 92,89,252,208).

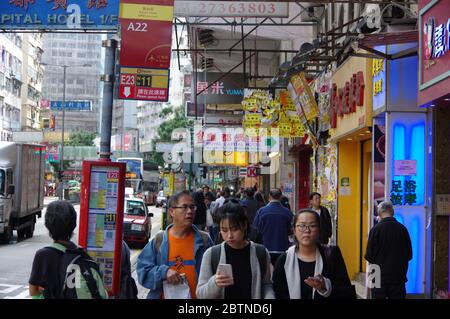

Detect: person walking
240,187,259,226
136,191,213,299
204,192,219,244
254,192,266,210
365,201,412,299
272,209,355,299
193,190,207,231
252,189,293,266
196,199,274,299
309,192,333,245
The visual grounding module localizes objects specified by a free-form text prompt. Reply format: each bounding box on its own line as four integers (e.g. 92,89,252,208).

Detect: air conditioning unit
198,29,216,47
199,57,214,70
300,3,325,23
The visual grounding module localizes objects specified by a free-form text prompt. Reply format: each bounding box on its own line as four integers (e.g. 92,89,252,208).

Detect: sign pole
99,38,118,162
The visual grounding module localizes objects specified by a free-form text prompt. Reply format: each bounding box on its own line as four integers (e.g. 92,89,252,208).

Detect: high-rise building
0,33,24,141
21,33,45,132
40,33,103,136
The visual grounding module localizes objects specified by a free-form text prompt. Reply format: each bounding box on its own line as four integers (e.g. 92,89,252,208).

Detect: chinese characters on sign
1,0,120,29
118,0,174,102
287,72,319,122
423,16,450,60
192,73,245,104
390,180,417,206
372,59,384,96
328,71,365,128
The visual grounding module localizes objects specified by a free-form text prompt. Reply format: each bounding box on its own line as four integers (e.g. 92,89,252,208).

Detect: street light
41,63,92,199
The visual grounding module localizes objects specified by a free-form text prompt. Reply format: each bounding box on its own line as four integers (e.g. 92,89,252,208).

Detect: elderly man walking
365,201,412,299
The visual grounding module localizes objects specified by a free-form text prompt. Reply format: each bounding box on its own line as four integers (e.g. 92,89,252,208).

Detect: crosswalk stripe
4,287,31,299
0,284,22,294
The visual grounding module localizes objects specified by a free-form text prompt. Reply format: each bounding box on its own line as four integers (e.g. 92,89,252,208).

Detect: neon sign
423,16,450,60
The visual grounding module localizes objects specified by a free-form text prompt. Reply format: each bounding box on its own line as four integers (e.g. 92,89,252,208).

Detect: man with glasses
137,190,213,299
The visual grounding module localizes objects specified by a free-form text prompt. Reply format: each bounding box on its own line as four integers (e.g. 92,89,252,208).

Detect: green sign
340,177,350,187
214,178,222,183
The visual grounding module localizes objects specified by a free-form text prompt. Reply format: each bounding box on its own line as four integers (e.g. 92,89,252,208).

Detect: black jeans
270,253,282,267
372,284,406,299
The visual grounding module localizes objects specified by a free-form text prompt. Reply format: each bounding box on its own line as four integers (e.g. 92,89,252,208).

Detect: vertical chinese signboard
386,112,427,295
119,0,174,102
79,161,126,297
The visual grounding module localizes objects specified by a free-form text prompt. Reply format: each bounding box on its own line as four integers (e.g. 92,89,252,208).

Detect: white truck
0,142,45,244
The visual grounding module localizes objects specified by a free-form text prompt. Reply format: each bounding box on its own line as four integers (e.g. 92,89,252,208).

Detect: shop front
370,41,430,296
418,0,450,297
329,56,373,280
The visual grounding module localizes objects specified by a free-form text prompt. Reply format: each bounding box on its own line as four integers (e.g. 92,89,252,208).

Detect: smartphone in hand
217,263,233,279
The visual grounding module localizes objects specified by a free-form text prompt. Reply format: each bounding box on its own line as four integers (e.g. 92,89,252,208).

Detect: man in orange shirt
137,190,213,299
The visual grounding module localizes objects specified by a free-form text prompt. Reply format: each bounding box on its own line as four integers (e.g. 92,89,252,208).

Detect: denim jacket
136,224,213,299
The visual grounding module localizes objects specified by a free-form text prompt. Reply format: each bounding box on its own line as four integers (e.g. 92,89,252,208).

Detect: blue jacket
252,201,293,253
136,224,213,299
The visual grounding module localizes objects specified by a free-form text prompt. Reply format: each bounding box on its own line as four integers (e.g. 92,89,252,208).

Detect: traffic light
202,166,207,178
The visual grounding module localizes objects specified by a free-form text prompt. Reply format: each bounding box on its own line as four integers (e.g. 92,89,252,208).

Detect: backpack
153,230,211,253
45,243,107,299
210,243,267,276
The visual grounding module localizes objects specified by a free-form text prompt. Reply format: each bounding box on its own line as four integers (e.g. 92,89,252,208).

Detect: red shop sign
329,71,365,129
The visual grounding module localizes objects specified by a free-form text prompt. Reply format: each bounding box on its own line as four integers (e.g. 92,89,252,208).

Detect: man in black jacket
309,192,332,244
365,201,412,299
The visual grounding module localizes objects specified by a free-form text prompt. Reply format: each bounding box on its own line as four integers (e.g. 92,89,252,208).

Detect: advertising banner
288,72,319,121
194,73,245,105
0,0,120,30
79,161,126,297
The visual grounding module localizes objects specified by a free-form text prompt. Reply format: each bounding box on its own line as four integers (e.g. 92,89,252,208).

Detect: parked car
123,197,153,247
155,190,167,207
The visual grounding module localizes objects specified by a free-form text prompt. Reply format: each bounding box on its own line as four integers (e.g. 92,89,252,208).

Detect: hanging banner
287,72,319,121
242,89,305,138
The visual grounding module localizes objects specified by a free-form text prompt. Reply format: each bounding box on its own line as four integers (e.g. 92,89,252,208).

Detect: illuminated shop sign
423,16,450,60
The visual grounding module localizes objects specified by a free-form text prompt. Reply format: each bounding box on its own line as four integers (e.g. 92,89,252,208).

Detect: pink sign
394,160,417,176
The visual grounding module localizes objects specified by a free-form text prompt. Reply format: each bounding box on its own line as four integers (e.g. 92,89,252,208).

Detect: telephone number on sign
175,1,288,17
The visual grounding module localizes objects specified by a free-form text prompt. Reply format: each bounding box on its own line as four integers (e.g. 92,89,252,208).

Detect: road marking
0,284,22,294
4,287,31,299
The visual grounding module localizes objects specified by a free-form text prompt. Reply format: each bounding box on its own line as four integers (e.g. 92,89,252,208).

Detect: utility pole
99,38,118,161
60,65,66,200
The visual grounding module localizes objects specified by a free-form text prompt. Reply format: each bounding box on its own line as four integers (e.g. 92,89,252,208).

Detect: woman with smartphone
196,198,274,299
272,209,355,299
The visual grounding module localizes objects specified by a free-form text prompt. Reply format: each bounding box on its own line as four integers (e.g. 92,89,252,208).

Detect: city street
0,197,162,299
